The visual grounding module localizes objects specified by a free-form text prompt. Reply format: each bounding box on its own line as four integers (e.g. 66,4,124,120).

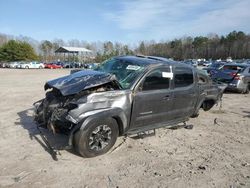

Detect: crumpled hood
44,70,117,96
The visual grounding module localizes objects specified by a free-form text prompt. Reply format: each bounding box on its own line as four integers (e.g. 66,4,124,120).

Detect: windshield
94,58,146,89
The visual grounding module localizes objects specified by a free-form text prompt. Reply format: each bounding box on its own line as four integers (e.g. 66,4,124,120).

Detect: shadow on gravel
15,108,71,160
242,111,250,118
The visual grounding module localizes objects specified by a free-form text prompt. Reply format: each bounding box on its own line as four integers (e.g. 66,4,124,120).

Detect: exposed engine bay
34,70,122,135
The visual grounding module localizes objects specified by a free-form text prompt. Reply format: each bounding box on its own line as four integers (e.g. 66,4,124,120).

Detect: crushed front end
34,88,76,134
33,70,122,138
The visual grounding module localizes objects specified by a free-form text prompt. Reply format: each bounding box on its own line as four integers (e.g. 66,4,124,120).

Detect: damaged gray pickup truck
34,56,223,157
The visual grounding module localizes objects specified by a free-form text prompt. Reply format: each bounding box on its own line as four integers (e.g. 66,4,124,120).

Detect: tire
190,113,199,118
243,84,249,94
39,66,43,69
73,118,118,158
25,66,29,69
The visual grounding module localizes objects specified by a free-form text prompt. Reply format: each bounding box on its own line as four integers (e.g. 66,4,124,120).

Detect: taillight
234,75,241,80
229,72,237,77
229,72,241,80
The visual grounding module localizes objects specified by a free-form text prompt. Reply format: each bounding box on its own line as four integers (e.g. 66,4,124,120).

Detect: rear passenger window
174,67,193,88
142,68,170,91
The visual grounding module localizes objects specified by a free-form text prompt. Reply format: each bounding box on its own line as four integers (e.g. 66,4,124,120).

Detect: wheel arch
202,98,216,111
68,108,128,146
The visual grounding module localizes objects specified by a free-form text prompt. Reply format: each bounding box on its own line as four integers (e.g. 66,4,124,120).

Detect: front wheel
73,118,119,158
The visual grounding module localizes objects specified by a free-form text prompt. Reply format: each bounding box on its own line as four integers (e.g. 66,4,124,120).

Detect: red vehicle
44,63,63,69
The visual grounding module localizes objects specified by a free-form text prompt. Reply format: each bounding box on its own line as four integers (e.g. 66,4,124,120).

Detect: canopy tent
55,46,92,53
55,46,94,62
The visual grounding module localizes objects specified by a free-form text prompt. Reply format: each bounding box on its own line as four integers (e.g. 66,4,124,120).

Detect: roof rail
146,56,165,62
135,54,146,58
135,55,172,62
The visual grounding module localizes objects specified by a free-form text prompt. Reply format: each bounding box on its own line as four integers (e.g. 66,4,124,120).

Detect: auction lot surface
0,69,250,188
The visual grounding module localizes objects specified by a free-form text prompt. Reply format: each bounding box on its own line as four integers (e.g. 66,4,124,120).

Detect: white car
9,62,21,68
20,62,44,69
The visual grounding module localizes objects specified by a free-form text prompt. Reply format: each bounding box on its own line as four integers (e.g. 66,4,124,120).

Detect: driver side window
142,68,170,91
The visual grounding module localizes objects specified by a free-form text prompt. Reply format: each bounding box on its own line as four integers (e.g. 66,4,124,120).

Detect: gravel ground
0,69,249,188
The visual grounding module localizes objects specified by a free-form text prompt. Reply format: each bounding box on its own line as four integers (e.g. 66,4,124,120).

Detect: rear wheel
243,84,250,94
202,100,216,111
190,112,199,118
25,66,29,69
73,118,118,158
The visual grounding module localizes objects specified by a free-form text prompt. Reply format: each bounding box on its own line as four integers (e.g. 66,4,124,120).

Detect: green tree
138,41,146,55
39,40,53,62
0,40,37,62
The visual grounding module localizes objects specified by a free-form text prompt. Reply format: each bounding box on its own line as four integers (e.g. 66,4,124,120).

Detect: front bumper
33,99,76,132
33,99,79,149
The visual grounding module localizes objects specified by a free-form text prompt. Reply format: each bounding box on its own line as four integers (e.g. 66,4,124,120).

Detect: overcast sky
0,0,250,43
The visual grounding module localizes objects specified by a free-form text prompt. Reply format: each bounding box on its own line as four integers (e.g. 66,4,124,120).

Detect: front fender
68,107,128,146
79,108,128,133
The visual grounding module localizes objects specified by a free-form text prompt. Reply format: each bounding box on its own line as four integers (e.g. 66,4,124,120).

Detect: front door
130,67,174,129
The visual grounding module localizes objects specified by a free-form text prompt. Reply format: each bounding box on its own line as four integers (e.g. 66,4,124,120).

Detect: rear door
172,66,197,118
130,66,174,129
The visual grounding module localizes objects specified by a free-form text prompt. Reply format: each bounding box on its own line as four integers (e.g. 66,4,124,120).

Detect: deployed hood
44,70,118,96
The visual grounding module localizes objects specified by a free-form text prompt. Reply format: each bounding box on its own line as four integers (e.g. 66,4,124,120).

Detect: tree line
135,31,250,60
0,31,250,63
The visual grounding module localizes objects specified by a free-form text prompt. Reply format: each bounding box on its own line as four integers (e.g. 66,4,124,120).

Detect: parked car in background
203,62,225,76
212,63,250,93
198,61,205,66
20,61,44,69
16,61,25,69
44,62,63,69
84,63,98,69
203,61,212,67
9,62,21,68
34,55,223,158
0,62,8,68
182,60,198,67
63,62,78,68
243,60,250,64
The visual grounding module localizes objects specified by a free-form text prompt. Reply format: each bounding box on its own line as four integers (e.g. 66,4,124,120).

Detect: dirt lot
0,69,249,188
